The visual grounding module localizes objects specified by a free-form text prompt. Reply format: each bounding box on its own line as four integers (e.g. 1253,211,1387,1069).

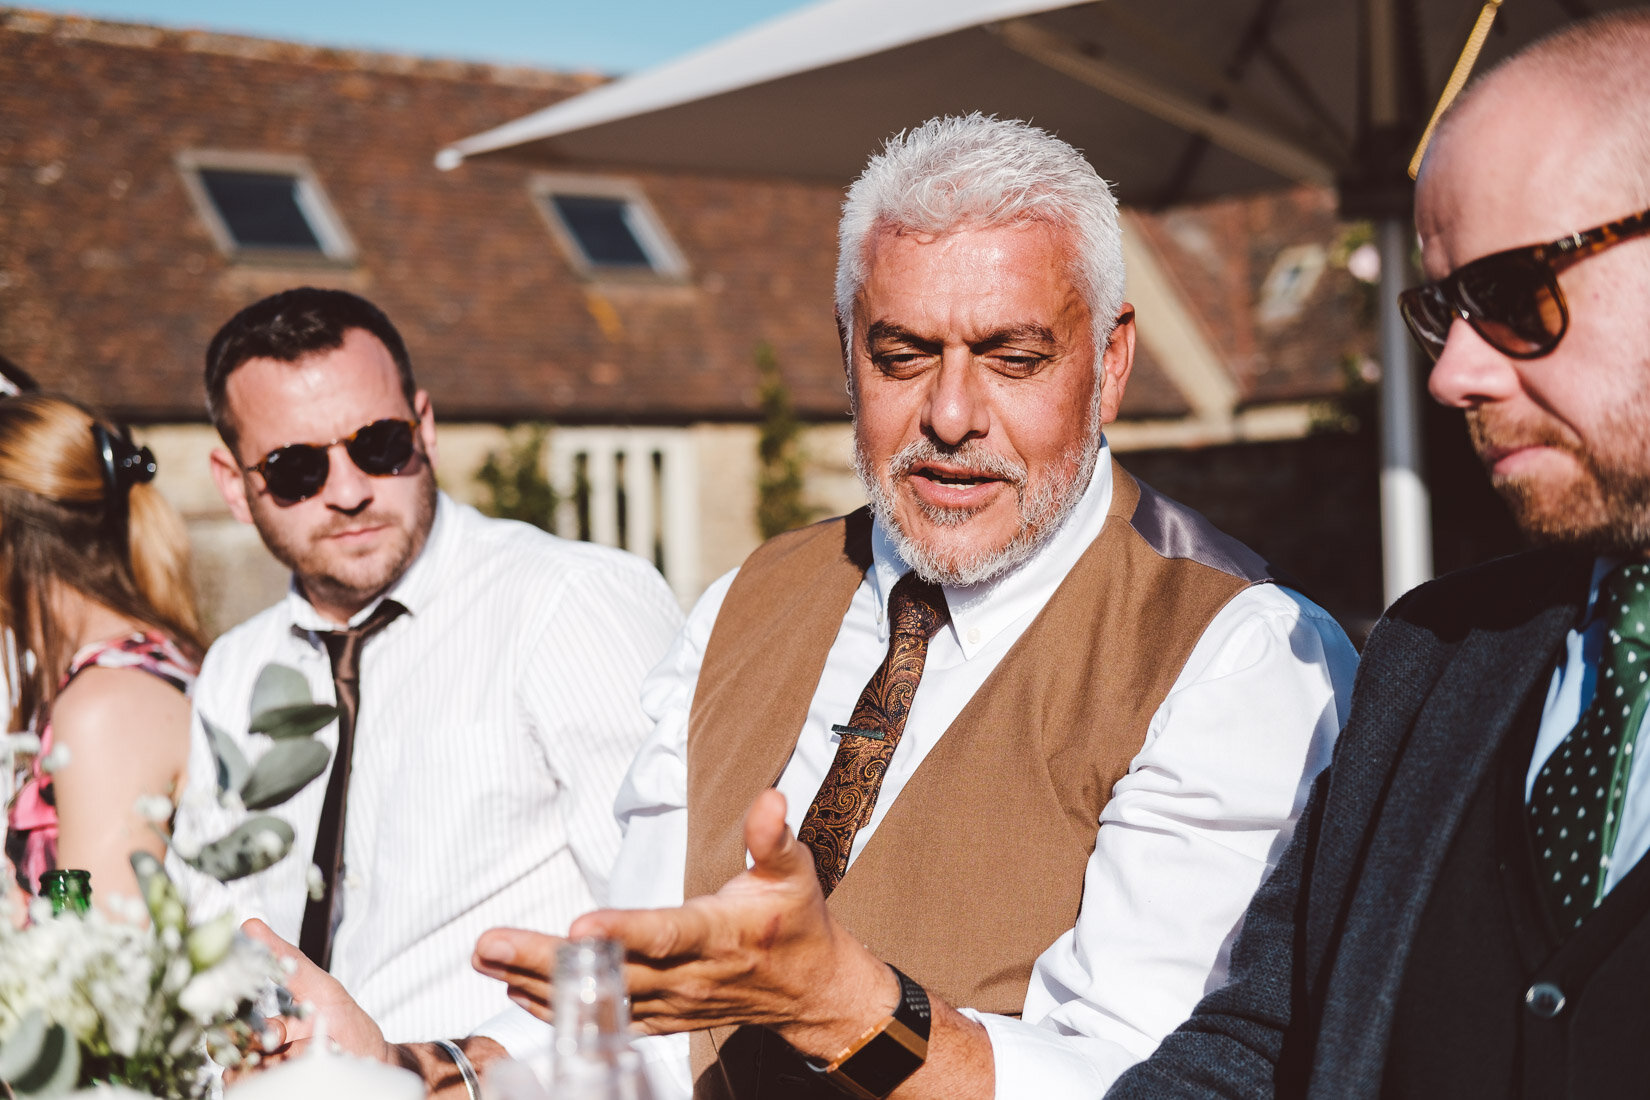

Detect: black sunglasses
244,418,420,503
1399,205,1650,363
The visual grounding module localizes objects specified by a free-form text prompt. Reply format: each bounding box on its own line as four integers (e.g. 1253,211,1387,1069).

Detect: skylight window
178,152,355,263
531,175,686,279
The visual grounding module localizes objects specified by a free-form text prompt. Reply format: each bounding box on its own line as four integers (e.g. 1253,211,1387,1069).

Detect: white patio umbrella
438,0,1632,606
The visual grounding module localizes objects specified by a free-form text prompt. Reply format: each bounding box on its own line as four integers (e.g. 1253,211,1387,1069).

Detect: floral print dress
5,631,196,894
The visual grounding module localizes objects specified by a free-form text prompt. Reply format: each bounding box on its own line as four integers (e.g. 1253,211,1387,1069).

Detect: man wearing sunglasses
168,288,682,1051
1111,12,1650,1099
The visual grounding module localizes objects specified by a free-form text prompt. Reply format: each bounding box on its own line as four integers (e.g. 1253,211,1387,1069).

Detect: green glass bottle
40,868,91,914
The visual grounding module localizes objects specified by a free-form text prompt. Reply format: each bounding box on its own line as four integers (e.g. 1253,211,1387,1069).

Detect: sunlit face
1421,78,1650,553
848,221,1134,585
210,328,438,623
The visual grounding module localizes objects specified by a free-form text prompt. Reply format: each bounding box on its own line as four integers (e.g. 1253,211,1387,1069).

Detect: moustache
311,510,403,539
1467,411,1577,469
887,439,1027,484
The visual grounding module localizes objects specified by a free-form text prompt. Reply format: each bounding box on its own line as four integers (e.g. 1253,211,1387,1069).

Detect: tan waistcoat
683,461,1274,1098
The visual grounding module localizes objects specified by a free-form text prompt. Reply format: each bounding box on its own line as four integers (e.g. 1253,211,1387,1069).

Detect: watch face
814,966,931,1100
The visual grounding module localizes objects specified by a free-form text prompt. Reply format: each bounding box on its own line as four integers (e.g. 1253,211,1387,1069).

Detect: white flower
305,863,325,901
252,829,285,860
186,911,237,971
39,742,71,773
134,794,174,823
218,790,245,814
3,730,40,757
178,940,279,1024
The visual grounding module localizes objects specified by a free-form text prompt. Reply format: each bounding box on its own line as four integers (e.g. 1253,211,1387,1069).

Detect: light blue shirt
1528,556,1650,894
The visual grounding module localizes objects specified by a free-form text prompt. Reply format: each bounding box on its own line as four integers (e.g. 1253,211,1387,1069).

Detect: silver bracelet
433,1038,480,1100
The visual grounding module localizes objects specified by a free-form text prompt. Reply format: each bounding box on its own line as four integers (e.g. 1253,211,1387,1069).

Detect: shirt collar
286,491,452,634
1581,553,1627,628
868,439,1115,657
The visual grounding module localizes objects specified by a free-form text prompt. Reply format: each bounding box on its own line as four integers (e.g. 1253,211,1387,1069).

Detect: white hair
834,113,1127,363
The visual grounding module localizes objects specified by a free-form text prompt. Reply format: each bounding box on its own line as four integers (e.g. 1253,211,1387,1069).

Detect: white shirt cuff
967,1010,1140,1099
470,1003,548,1060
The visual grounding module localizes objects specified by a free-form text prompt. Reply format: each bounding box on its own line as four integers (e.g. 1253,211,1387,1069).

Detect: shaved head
1416,10,1650,553
1428,11,1650,203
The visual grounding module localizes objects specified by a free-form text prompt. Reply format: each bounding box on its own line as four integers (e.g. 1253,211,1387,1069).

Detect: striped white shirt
170,494,681,1042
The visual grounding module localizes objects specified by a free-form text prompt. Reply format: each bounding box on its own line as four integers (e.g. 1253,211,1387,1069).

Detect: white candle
226,1047,423,1100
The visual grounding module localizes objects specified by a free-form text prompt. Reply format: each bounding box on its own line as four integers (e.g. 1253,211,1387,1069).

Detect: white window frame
546,426,699,603
176,150,357,264
529,173,689,280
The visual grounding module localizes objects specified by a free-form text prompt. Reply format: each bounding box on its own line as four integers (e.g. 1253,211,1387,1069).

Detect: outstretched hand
472,789,896,1059
241,918,394,1066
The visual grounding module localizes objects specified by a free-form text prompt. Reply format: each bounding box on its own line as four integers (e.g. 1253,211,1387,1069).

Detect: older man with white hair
470,113,1357,1099
264,114,1357,1099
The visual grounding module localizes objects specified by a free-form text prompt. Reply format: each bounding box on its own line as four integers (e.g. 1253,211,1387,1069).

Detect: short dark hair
204,287,417,449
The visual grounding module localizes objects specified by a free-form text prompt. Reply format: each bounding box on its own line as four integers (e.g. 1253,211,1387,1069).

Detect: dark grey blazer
1109,547,1592,1099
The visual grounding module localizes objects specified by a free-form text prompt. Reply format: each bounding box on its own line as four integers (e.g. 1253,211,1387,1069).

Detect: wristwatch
803,965,931,1100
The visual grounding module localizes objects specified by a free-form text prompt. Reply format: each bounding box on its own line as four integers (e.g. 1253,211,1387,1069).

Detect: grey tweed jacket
1108,547,1591,1099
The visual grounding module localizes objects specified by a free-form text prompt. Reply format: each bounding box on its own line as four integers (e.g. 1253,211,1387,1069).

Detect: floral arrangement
0,856,281,1097
0,664,339,1098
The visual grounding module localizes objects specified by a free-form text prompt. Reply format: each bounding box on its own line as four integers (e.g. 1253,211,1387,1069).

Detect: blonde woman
2,394,204,904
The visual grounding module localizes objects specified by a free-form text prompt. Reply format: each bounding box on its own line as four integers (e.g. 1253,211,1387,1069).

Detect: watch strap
807,965,931,1100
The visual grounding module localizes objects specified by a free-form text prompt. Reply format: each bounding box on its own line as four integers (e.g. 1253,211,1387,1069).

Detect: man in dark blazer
1110,11,1650,1099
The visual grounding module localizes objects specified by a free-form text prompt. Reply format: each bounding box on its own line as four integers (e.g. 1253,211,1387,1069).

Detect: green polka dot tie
1530,562,1650,932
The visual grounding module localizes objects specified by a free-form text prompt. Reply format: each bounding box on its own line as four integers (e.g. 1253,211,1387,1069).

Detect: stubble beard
252,468,438,618
854,431,1100,587
1471,404,1650,554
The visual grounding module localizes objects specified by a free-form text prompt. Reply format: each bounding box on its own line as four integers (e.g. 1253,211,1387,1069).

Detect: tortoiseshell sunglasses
1399,205,1650,362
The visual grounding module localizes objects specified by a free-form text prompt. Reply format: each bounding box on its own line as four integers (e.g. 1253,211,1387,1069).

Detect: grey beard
854,433,1100,587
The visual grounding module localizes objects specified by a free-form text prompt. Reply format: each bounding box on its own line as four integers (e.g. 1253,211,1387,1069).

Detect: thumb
243,917,328,993
744,788,812,884
242,917,298,961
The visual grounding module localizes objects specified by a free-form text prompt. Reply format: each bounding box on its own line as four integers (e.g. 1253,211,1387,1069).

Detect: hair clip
92,422,158,495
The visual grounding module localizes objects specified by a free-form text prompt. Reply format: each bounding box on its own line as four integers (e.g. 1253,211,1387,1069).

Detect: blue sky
17,1,819,74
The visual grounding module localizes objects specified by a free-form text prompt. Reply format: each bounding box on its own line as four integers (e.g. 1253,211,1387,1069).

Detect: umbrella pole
1376,214,1432,606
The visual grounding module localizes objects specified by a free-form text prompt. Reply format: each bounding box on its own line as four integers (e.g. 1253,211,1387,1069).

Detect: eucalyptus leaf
249,702,338,740
0,1007,47,1083
130,851,187,934
249,663,312,717
186,815,295,882
200,716,249,797
0,1012,79,1097
239,739,331,810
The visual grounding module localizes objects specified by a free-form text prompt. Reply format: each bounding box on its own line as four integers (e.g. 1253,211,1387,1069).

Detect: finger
742,788,812,884
572,904,717,961
507,991,553,1023
473,928,562,983
242,917,300,961
244,918,330,1001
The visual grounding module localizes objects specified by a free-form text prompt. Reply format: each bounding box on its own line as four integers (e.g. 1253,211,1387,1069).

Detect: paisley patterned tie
1530,561,1650,932
798,572,949,897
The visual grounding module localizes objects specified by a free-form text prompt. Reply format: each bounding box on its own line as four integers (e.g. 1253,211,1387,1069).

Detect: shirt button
1524,981,1566,1019
344,871,364,891
966,626,981,646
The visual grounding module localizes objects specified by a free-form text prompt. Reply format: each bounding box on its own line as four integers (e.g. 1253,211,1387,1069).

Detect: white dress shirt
485,443,1359,1096
1529,556,1650,894
171,494,682,1043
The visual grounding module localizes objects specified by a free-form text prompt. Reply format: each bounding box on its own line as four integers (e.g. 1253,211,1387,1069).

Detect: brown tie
798,572,949,897
298,598,406,970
